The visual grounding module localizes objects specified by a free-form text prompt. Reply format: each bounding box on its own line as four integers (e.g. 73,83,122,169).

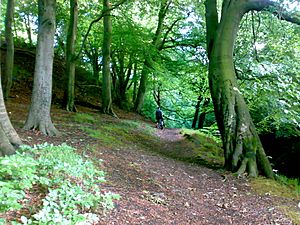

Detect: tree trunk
3,0,15,100
134,59,151,113
101,0,115,115
84,45,101,83
65,0,78,112
206,0,273,178
24,14,33,45
24,0,59,136
192,96,202,129
0,65,21,156
198,98,210,129
113,53,132,109
92,50,100,83
132,63,138,103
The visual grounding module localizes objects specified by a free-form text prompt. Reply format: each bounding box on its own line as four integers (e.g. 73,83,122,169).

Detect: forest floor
3,97,300,225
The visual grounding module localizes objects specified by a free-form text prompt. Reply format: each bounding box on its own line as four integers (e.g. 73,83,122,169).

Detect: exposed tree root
24,121,60,136
0,127,16,156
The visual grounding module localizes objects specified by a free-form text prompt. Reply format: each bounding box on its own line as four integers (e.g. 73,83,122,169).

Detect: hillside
0,99,298,224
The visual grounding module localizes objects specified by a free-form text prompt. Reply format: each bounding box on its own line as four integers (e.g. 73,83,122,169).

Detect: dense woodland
1,0,300,177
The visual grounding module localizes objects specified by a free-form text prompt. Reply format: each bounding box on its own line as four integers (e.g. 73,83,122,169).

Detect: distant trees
134,0,171,113
24,0,59,136
101,0,114,115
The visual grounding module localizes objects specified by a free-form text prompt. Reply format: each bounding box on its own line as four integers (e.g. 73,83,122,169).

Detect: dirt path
7,102,297,225
95,129,294,224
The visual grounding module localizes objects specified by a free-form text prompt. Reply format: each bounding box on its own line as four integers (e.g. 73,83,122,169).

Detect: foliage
0,143,120,224
4,0,300,137
0,153,37,212
235,12,300,138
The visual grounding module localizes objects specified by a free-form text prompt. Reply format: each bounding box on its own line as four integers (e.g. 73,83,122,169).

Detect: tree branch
74,0,128,60
246,0,300,25
158,17,182,50
161,40,202,50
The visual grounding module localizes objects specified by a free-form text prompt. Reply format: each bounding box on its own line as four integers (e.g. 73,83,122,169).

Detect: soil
3,98,300,225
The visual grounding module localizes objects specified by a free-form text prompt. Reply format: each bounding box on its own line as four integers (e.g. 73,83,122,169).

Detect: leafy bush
0,143,120,224
0,152,38,212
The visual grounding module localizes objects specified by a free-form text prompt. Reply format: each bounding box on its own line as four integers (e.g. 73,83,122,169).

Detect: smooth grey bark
0,65,21,156
101,0,115,115
24,0,59,136
65,0,78,112
206,0,275,178
3,0,15,100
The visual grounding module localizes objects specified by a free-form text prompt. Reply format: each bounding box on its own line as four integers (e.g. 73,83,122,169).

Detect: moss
81,119,156,149
83,127,123,147
74,113,96,124
250,177,298,198
252,175,299,195
180,128,224,165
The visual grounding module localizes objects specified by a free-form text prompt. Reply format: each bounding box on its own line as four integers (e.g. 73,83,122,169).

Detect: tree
84,41,101,83
62,0,127,113
2,0,15,100
111,53,134,109
24,0,59,136
134,0,171,113
13,0,38,45
65,0,78,112
205,0,300,178
0,65,22,156
101,0,115,115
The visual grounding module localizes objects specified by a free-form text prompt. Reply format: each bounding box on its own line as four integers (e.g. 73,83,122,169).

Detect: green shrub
0,143,120,224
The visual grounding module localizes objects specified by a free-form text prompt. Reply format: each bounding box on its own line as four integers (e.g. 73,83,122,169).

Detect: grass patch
250,177,299,198
82,119,155,149
83,127,123,147
74,113,97,124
